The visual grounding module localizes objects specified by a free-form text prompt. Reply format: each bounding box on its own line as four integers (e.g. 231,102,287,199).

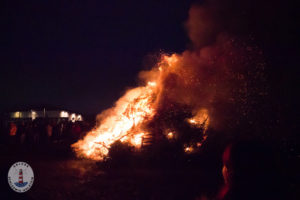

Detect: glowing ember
184,146,194,153
188,109,210,133
147,81,157,87
167,132,174,139
130,132,145,147
196,142,202,147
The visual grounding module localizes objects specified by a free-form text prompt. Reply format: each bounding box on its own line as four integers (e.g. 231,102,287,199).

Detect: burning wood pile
72,39,264,161
72,54,210,160
72,4,266,161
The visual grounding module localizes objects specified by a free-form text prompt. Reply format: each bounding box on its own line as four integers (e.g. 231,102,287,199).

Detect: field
0,144,222,200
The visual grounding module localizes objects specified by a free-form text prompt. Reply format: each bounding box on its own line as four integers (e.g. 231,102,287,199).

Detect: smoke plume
72,1,267,160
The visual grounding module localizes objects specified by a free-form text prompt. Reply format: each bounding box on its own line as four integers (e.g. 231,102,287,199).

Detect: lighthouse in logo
8,162,34,193
14,169,28,187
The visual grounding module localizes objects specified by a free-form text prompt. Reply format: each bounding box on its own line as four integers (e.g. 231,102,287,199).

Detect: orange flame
188,109,209,132
72,54,210,160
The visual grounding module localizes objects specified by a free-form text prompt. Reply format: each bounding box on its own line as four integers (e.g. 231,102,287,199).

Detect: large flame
72,35,264,161
72,2,266,160
72,54,210,160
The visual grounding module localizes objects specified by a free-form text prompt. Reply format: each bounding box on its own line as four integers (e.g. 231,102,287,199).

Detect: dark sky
0,0,299,118
0,0,193,114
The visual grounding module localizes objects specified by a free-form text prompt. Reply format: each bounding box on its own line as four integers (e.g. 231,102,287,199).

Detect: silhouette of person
217,140,286,200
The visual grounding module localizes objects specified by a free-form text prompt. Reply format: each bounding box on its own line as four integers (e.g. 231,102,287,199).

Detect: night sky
0,0,193,114
0,0,298,118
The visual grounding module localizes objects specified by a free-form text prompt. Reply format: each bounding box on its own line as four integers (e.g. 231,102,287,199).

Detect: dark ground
0,144,223,200
0,134,299,200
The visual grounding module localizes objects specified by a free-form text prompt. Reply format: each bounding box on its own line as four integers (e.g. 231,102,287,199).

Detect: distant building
9,109,83,122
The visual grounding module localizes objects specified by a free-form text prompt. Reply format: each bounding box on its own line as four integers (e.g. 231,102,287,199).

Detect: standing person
52,121,59,143
9,122,17,145
46,122,53,143
32,121,39,145
217,141,286,200
58,121,65,142
17,121,26,144
73,122,81,141
38,120,47,144
25,122,32,145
